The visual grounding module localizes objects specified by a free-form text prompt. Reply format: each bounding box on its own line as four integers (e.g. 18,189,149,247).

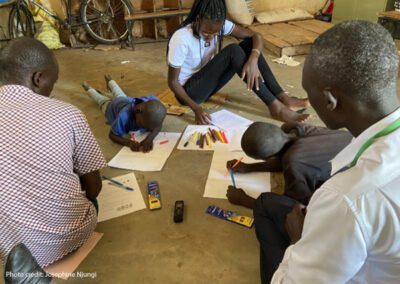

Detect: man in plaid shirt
0,38,107,280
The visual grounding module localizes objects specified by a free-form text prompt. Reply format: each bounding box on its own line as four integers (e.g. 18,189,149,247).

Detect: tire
80,0,134,44
8,4,35,39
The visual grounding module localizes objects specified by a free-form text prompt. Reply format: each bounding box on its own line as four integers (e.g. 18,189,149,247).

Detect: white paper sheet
209,109,253,132
227,127,248,152
177,125,233,151
108,132,181,171
97,173,146,222
204,151,270,199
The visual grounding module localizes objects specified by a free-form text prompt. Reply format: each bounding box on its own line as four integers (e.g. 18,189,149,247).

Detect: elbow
87,183,102,200
168,78,176,90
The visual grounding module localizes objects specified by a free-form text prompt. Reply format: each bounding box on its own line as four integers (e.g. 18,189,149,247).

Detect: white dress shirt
272,107,400,283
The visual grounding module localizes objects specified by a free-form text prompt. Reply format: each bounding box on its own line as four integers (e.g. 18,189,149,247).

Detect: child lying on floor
82,75,166,152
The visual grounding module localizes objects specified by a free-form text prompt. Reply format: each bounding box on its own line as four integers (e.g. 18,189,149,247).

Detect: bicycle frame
26,0,102,29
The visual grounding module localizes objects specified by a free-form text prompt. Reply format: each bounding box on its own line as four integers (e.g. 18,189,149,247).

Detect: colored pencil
208,128,217,142
199,134,205,149
224,156,244,177
221,131,229,144
230,170,236,188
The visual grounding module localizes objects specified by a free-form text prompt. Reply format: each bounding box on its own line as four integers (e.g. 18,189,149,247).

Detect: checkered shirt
0,85,107,267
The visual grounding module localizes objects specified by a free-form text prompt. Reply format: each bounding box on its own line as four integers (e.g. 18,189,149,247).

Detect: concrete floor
4,41,321,284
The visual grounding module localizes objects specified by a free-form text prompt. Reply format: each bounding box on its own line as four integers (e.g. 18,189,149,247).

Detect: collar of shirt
331,107,400,175
0,84,42,107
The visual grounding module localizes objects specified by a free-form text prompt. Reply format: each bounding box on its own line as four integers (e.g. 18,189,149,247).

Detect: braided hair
168,0,226,57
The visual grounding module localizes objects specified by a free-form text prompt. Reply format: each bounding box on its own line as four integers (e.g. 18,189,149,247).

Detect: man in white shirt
258,20,400,283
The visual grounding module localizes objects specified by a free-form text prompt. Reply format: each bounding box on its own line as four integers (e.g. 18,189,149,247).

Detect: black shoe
4,243,52,284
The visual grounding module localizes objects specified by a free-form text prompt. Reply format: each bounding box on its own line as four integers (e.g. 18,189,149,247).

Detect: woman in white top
167,0,310,124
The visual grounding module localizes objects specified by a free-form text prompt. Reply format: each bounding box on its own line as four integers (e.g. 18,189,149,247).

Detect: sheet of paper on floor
204,151,270,199
97,173,146,222
177,125,232,151
228,127,248,152
108,132,181,171
209,109,253,132
44,232,103,280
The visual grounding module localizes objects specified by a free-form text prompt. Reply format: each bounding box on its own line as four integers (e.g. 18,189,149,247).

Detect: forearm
248,158,282,172
248,32,264,62
145,126,161,142
109,131,130,147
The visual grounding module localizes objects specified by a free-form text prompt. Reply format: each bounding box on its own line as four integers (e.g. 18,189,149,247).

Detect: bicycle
8,0,134,44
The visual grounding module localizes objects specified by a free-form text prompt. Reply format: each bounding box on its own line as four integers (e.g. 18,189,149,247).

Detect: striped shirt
0,85,107,267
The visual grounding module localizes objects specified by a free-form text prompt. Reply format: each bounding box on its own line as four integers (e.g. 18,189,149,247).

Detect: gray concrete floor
3,41,321,284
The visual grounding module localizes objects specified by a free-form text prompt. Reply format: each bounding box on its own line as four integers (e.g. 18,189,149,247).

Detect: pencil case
205,205,254,228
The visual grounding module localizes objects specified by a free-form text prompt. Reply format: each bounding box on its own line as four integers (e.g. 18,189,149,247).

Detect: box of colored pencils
205,205,254,228
147,181,161,210
184,128,229,149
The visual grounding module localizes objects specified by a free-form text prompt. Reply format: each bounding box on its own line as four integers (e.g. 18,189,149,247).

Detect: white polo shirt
168,20,235,85
272,107,400,283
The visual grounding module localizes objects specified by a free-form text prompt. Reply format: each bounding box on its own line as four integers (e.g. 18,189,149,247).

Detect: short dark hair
142,100,166,130
241,122,289,159
0,37,56,85
309,20,399,105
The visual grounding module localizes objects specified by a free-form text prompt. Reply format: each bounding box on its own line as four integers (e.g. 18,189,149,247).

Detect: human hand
194,106,211,125
285,203,306,244
140,138,154,153
129,141,141,152
226,186,247,205
226,159,249,173
241,59,263,91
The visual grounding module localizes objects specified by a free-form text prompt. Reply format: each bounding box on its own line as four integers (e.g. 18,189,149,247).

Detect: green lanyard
348,118,400,168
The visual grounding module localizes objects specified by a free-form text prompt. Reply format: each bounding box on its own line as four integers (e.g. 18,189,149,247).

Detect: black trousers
183,38,284,105
253,192,297,284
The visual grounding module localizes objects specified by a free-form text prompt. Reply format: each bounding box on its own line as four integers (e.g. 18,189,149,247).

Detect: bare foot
226,186,256,209
81,82,91,91
277,92,310,112
104,74,112,91
269,100,311,123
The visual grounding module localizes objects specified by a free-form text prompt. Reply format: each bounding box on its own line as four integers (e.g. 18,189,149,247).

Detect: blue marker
230,170,236,188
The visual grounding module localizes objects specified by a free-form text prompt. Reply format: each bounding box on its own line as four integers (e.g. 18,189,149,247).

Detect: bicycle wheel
8,3,35,39
80,0,134,44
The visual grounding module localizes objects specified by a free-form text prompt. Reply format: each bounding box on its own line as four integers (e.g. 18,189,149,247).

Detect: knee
254,192,276,216
224,43,245,58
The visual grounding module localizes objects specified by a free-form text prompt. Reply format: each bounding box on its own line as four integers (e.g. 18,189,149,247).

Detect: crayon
212,129,221,142
216,130,224,143
199,134,205,149
206,133,212,148
208,128,217,142
221,131,229,144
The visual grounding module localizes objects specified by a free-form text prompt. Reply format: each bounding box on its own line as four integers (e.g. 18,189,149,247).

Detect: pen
230,170,236,188
102,176,134,191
